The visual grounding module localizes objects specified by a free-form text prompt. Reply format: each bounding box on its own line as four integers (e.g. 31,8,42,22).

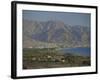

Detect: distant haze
23,10,90,27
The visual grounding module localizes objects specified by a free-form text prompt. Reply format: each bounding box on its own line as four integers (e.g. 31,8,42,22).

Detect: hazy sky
23,10,90,27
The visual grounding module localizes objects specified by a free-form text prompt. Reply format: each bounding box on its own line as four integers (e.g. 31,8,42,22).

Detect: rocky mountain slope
23,19,90,48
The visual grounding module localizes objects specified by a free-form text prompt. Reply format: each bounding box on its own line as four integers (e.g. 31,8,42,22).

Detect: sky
23,10,90,27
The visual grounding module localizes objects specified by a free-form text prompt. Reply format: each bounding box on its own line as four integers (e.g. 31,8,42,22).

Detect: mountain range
23,19,90,48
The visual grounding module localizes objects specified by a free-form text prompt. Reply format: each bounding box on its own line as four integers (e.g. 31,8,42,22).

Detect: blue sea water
59,47,90,56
